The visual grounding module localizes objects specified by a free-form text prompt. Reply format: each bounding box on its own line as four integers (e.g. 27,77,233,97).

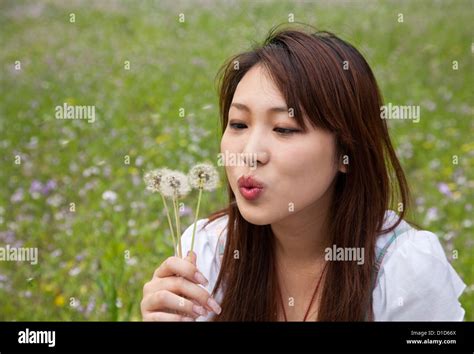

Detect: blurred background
0,0,472,320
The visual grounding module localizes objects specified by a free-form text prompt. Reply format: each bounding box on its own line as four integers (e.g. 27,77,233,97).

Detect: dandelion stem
172,194,182,258
161,193,177,256
190,182,204,252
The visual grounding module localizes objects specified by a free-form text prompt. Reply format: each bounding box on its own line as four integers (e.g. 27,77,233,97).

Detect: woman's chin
238,201,300,226
242,216,268,226
237,204,274,226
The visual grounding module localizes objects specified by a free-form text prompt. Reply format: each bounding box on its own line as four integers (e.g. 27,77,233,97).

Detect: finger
160,276,219,314
155,257,209,286
190,298,220,317
143,277,216,315
142,290,202,319
143,311,195,322
185,250,197,265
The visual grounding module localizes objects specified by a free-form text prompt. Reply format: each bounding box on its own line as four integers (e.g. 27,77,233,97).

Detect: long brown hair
206,25,411,321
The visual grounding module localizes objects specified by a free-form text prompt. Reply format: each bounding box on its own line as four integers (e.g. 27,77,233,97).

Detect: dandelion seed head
161,171,191,198
188,163,219,191
143,168,171,193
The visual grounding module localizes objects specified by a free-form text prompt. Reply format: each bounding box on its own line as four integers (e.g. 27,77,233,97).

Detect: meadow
0,0,472,320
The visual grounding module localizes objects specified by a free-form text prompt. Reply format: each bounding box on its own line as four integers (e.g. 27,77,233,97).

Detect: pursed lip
237,175,264,201
237,175,264,189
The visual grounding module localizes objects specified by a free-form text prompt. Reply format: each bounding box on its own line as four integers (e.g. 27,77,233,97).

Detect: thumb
185,250,197,265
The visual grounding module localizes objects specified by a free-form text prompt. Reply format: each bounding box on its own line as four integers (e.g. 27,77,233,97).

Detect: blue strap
372,225,411,289
365,225,411,320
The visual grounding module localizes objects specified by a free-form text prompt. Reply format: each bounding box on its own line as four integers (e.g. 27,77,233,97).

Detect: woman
141,26,466,321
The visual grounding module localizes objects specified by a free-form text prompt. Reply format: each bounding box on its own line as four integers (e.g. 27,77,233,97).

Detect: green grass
0,0,472,320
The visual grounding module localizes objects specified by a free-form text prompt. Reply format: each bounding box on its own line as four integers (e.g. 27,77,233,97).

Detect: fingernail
194,271,209,286
192,305,207,316
207,297,222,315
181,316,195,322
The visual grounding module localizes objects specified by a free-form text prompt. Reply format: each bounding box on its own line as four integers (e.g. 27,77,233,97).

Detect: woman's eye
228,123,299,135
229,123,247,130
274,127,300,135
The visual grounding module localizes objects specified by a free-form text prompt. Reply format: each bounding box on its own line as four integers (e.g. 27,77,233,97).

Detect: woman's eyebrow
230,102,288,114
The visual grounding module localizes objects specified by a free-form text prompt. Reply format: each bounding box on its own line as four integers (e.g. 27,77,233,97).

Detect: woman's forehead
232,65,286,106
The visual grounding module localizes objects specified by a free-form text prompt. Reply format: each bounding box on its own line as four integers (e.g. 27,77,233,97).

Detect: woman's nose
242,148,270,168
241,151,269,168
241,127,269,167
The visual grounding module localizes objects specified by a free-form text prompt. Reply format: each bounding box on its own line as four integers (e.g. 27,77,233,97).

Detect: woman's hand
141,251,222,321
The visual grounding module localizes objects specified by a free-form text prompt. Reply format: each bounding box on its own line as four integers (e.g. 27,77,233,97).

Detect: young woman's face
220,64,343,225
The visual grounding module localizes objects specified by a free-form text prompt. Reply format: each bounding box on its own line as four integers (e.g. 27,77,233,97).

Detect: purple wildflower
437,182,452,197
29,180,43,194
42,179,57,194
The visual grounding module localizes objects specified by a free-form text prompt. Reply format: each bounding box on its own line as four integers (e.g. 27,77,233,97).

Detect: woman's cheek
276,146,336,210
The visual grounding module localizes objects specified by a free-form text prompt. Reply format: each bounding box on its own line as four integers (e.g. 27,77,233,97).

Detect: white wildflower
102,190,118,203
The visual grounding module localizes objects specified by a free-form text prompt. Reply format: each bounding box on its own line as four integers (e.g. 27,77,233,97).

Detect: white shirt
180,210,466,321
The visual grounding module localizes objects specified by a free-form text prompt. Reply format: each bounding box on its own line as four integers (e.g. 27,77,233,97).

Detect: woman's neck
271,185,333,267
270,186,333,321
